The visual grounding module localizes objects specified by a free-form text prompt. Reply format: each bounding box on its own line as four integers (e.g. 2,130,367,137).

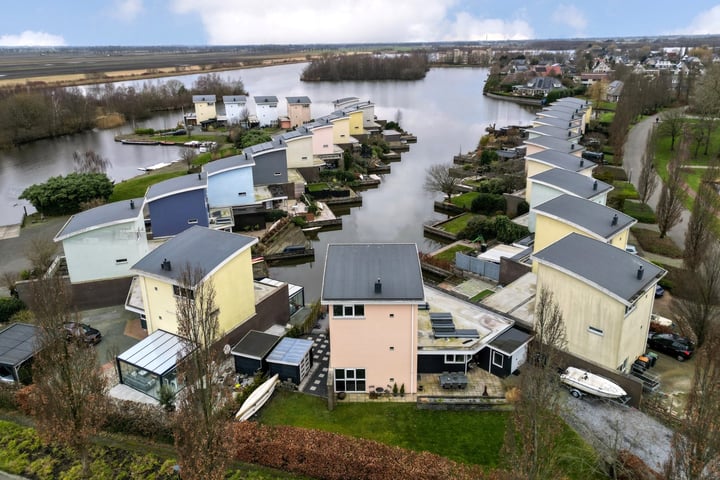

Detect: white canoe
560,367,627,399
235,373,279,421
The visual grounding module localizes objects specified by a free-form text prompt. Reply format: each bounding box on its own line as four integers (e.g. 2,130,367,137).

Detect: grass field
451,192,480,210
434,244,474,262
110,170,186,202
438,213,479,235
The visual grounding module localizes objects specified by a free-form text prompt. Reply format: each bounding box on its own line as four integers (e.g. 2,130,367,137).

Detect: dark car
64,322,102,345
655,285,665,298
647,333,694,361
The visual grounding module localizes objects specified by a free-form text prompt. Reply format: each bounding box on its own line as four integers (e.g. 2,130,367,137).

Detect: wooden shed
231,330,281,375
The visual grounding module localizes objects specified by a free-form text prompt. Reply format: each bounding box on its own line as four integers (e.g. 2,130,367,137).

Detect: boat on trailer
560,367,627,399
235,373,279,421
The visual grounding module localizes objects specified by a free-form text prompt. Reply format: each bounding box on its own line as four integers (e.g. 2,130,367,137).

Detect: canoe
560,366,627,399
235,373,279,421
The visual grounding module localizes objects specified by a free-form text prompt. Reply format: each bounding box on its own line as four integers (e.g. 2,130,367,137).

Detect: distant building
192,95,217,124
254,96,279,127
223,95,248,126
285,96,311,128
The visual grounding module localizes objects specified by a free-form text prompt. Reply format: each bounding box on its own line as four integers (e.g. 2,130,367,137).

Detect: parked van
581,150,604,163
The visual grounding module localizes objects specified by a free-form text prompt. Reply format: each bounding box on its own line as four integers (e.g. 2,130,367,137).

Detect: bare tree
27,273,107,476
684,162,720,271
664,333,720,479
73,150,111,174
25,235,59,277
181,148,198,170
502,287,568,479
658,109,685,151
637,127,659,205
656,131,689,238
671,244,720,348
424,163,463,203
173,264,233,480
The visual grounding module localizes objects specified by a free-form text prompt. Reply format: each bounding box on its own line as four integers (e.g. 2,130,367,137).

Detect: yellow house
343,109,364,136
532,194,636,255
328,112,351,145
525,149,596,201
556,97,593,127
533,233,665,372
131,226,257,337
192,95,217,124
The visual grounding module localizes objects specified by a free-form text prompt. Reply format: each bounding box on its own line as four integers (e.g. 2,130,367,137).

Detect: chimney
568,131,571,137
580,159,584,167
593,180,598,191
161,258,172,271
637,265,644,280
571,143,575,150
568,122,572,127
198,173,202,180
374,277,382,294
130,199,135,209
611,213,618,226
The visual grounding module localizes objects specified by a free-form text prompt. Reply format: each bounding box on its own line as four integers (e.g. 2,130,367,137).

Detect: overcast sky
2,1,720,46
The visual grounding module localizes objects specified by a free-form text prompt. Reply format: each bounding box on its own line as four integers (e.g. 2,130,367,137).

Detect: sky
2,1,720,47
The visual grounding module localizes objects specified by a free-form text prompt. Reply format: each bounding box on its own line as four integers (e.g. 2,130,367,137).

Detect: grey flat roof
530,168,612,199
537,109,579,120
193,95,216,102
131,226,257,284
556,97,591,107
245,139,284,155
278,129,312,141
254,96,278,104
231,330,280,360
55,198,144,241
223,95,246,103
533,194,636,239
203,154,254,175
334,96,359,104
528,125,582,139
526,149,596,172
533,116,581,128
266,337,313,366
525,136,585,154
533,232,665,305
489,327,532,355
0,323,41,367
286,96,311,104
322,243,425,302
145,172,206,202
117,329,192,376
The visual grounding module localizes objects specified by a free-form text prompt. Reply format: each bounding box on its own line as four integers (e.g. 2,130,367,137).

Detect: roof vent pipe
593,180,598,191
161,258,172,271
580,159,584,167
374,277,382,294
571,143,575,150
130,199,135,209
611,213,618,226
198,173,201,180
637,265,644,280
568,131,571,137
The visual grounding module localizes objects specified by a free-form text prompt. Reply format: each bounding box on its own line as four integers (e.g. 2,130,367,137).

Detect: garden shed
230,330,281,375
266,337,313,385
0,323,41,385
477,327,532,378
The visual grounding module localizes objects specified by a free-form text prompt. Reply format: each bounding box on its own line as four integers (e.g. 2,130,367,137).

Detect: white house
254,96,279,127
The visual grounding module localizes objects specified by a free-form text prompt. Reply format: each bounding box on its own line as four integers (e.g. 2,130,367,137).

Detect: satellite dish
223,344,231,355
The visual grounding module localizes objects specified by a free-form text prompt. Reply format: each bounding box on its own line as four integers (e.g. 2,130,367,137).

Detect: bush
103,399,174,443
20,172,114,216
475,177,511,195
134,128,155,135
517,201,530,216
264,209,287,222
479,149,498,165
0,297,25,323
471,193,506,215
494,216,530,243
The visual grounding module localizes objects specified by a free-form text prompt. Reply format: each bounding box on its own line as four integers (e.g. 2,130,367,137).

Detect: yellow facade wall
533,214,630,255
346,111,363,135
195,101,217,123
331,117,350,145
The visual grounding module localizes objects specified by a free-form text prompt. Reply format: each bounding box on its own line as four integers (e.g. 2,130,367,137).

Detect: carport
0,323,41,385
116,329,193,400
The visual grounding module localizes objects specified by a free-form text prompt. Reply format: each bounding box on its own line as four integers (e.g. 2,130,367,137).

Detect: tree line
0,73,245,148
301,53,428,81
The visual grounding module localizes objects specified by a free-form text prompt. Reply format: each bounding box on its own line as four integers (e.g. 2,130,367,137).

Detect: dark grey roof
528,125,582,139
203,154,254,176
145,172,206,203
533,116,582,128
533,233,665,305
223,95,247,103
245,139,285,155
192,95,216,103
556,97,591,107
489,327,532,355
231,330,280,360
530,168,612,199
55,198,144,241
117,329,192,375
131,226,257,284
534,194,636,239
286,96,311,104
540,107,582,119
324,111,346,121
333,96,359,104
266,337,313,366
525,136,585,154
0,323,41,367
526,149,596,172
278,128,312,142
322,243,425,302
254,96,278,105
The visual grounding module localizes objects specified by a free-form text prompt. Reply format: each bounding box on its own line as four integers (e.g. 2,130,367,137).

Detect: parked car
625,244,638,255
655,285,665,298
64,322,102,345
647,333,694,361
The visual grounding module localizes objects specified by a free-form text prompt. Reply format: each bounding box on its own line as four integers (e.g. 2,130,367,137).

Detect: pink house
321,243,425,395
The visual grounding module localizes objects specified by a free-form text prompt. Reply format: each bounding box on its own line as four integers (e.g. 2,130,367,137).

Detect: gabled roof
55,198,144,241
527,125,582,140
192,95,216,103
529,168,612,199
524,136,585,154
223,95,247,104
286,96,311,105
0,323,41,367
131,226,257,284
145,172,206,203
254,96,278,105
533,194,636,240
533,233,665,306
203,154,255,176
321,243,425,303
526,149,596,173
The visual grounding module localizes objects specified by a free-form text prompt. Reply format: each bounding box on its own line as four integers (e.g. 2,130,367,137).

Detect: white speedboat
235,373,279,421
560,367,627,399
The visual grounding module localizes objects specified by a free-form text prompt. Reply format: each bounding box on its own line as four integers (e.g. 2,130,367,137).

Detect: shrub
103,399,173,443
516,201,530,216
471,193,506,215
494,216,530,243
0,297,25,323
264,209,287,222
19,172,114,216
134,128,155,135
475,177,511,194
479,149,498,165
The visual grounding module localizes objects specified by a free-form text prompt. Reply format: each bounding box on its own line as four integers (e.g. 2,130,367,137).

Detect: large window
445,354,470,364
173,285,195,300
332,304,365,318
334,368,366,393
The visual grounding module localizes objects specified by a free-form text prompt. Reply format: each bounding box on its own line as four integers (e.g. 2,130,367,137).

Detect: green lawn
434,244,474,262
110,171,186,202
259,391,603,479
623,201,657,224
438,213,479,235
450,192,480,210
469,289,495,302
598,112,615,124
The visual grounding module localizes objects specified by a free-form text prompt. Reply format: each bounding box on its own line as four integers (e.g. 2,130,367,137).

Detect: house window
115,258,128,265
238,192,247,196
173,285,195,300
334,368,366,393
274,172,282,176
445,354,469,364
301,156,308,160
492,351,504,368
332,304,365,318
323,144,329,148
187,218,198,224
588,326,604,336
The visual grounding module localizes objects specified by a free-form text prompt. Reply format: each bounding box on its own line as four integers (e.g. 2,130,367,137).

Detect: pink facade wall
310,124,334,155
288,104,311,128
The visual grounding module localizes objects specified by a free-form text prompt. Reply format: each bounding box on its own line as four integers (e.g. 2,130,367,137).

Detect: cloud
114,0,144,21
171,0,532,44
0,31,66,47
672,5,720,35
551,4,587,35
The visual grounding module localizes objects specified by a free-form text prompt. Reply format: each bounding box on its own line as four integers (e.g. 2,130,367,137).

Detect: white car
626,244,638,255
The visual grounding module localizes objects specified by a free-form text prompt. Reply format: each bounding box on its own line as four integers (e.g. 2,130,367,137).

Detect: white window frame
332,304,365,318
588,326,604,336
445,354,469,364
492,350,504,368
334,368,366,393
115,258,128,265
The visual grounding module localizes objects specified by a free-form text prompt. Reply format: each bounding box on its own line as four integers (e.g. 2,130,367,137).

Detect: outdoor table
439,372,468,389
